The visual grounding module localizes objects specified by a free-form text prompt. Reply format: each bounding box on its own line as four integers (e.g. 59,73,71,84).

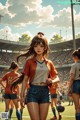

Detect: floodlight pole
70,0,76,50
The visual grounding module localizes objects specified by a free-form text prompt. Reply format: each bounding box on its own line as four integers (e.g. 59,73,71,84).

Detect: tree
19,34,31,43
50,34,64,44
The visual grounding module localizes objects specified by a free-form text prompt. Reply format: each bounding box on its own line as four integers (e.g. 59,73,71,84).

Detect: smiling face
34,42,45,55
30,35,49,57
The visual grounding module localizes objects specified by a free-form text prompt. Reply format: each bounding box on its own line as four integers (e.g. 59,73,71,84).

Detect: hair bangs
31,36,47,48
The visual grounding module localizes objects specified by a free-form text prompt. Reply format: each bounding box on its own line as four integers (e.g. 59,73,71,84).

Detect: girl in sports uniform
49,82,62,120
0,61,21,120
68,48,80,120
11,32,60,120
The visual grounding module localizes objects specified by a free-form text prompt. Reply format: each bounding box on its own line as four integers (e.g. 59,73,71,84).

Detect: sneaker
58,115,62,120
50,117,57,120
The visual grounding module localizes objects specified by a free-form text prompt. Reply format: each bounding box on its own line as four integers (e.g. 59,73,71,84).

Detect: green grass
0,102,75,120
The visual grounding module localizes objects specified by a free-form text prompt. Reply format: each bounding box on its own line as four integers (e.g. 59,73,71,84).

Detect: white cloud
0,1,80,28
40,7,80,28
0,26,20,41
38,5,54,23
53,7,71,27
0,26,33,41
75,12,80,27
0,2,8,15
0,0,54,26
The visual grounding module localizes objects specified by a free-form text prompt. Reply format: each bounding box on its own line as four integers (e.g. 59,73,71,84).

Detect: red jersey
2,71,19,94
49,83,59,94
22,57,58,83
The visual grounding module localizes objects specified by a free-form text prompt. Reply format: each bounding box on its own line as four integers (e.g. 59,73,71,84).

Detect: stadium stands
0,38,80,98
49,50,73,66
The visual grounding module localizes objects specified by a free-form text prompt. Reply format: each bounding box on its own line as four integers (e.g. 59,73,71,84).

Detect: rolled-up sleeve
50,61,58,78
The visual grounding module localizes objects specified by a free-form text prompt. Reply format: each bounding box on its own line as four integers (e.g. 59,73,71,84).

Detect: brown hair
17,33,49,62
72,48,80,59
11,33,49,89
9,61,18,70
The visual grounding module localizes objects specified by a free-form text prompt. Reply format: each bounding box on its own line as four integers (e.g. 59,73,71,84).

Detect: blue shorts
3,94,17,99
26,85,50,104
51,94,57,99
72,80,80,94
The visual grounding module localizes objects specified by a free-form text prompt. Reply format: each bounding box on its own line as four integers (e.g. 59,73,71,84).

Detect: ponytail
72,48,80,59
17,47,35,63
9,61,18,70
11,74,24,90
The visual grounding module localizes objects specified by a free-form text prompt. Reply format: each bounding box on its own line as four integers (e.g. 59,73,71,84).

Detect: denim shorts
26,85,50,104
72,80,80,94
3,94,17,99
51,94,57,99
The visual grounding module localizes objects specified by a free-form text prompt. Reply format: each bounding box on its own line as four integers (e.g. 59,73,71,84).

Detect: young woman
68,48,80,120
11,32,60,120
0,61,21,120
49,82,61,120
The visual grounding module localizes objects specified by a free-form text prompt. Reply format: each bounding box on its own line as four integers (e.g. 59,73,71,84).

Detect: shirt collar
31,56,48,63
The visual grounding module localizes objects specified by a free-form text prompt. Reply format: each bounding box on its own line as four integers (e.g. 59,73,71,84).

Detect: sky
0,0,80,42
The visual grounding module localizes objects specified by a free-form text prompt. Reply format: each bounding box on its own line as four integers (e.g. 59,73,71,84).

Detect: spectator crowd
0,49,73,99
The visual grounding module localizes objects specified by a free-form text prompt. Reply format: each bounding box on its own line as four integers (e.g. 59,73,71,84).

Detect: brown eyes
40,45,44,47
34,45,44,47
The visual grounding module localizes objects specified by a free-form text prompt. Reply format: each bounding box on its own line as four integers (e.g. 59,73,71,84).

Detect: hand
46,78,52,85
20,96,25,108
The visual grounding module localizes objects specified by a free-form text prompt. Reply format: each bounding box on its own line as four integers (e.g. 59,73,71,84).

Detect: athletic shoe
58,114,62,120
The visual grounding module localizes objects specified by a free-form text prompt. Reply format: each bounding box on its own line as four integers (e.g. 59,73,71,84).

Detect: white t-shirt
32,60,49,84
70,62,80,80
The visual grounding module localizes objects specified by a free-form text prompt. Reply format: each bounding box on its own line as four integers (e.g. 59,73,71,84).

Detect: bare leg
27,102,40,120
8,100,14,118
51,98,57,107
13,99,19,110
72,93,80,120
72,93,80,113
51,98,57,118
39,103,49,120
5,99,10,111
10,100,14,108
13,99,21,120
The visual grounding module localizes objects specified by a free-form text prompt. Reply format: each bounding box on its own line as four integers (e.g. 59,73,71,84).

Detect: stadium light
70,0,76,50
70,0,80,50
5,30,8,40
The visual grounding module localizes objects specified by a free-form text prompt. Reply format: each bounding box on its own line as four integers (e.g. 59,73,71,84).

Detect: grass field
0,101,75,120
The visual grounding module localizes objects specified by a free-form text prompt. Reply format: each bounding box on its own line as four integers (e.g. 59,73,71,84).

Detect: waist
74,79,80,81
31,82,47,86
73,79,80,83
